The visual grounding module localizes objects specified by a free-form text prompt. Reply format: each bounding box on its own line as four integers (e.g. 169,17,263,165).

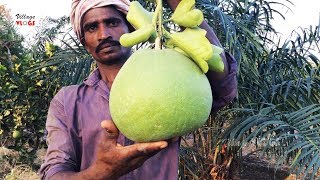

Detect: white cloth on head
70,0,130,41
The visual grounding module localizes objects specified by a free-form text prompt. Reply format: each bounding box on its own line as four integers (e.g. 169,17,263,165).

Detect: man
39,0,237,179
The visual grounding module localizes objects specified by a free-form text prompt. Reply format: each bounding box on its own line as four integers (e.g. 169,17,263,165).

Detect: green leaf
171,9,203,28
120,24,155,47
171,0,195,18
207,45,224,72
127,1,154,29
0,90,5,98
165,28,213,73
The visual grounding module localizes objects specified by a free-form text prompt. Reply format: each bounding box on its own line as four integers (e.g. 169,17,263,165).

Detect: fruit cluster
120,0,224,73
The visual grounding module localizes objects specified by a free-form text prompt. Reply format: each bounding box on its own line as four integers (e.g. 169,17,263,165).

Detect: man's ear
81,38,91,53
81,37,90,52
80,37,86,46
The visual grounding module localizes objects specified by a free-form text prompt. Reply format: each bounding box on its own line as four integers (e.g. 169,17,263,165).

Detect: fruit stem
154,0,163,49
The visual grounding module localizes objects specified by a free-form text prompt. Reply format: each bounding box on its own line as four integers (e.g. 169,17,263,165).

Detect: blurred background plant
0,0,319,179
0,4,63,170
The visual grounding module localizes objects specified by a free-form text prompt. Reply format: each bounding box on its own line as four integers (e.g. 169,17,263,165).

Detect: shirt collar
83,68,101,86
83,68,111,98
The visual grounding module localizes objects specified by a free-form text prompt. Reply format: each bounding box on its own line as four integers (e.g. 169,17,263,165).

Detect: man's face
82,6,131,65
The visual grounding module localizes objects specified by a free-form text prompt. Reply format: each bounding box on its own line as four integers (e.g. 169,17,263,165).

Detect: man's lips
99,44,115,51
95,39,121,53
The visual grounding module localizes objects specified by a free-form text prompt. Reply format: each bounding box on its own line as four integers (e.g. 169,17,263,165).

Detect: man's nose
98,25,111,41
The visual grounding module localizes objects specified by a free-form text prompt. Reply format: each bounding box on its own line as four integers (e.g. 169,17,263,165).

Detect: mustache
95,38,121,53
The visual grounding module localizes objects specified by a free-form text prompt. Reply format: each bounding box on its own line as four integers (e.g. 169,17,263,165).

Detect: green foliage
0,5,58,166
0,14,92,166
29,16,94,87
222,104,320,179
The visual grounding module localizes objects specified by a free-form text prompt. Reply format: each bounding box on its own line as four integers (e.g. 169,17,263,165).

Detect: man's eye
109,21,119,27
84,24,97,32
88,25,97,32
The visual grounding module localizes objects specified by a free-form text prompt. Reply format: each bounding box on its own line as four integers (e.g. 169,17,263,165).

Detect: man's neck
97,63,123,89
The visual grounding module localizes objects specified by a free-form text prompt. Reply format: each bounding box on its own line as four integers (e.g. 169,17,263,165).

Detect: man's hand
86,120,168,179
50,120,168,180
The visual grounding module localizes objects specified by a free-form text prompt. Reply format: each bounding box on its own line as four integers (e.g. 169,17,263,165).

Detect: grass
0,146,42,180
4,165,39,180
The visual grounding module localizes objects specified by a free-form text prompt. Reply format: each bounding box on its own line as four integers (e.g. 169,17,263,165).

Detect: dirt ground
229,155,290,180
211,144,320,180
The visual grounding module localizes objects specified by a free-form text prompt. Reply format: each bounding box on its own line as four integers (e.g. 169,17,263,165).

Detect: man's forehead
70,0,130,40
82,6,123,23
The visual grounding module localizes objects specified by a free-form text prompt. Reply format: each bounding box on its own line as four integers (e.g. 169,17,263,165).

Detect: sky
0,0,319,41
271,0,320,40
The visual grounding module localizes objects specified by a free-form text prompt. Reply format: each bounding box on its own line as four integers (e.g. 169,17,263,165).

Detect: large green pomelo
109,49,212,142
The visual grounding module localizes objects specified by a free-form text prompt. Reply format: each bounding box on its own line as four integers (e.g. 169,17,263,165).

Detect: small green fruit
12,130,22,139
110,49,212,142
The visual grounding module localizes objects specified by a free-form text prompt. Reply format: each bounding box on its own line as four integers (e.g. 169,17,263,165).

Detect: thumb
99,120,119,145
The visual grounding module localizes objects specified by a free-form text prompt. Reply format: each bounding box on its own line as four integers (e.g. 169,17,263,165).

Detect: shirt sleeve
39,88,79,179
210,52,238,113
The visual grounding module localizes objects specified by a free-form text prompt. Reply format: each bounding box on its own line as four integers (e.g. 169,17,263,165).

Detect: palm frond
222,104,320,178
28,22,93,87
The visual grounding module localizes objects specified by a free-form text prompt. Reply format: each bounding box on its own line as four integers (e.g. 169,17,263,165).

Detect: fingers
100,120,168,161
95,120,171,173
116,141,168,171
123,141,168,161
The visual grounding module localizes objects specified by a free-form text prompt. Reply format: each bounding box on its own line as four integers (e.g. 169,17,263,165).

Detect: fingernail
100,121,106,128
160,142,168,149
